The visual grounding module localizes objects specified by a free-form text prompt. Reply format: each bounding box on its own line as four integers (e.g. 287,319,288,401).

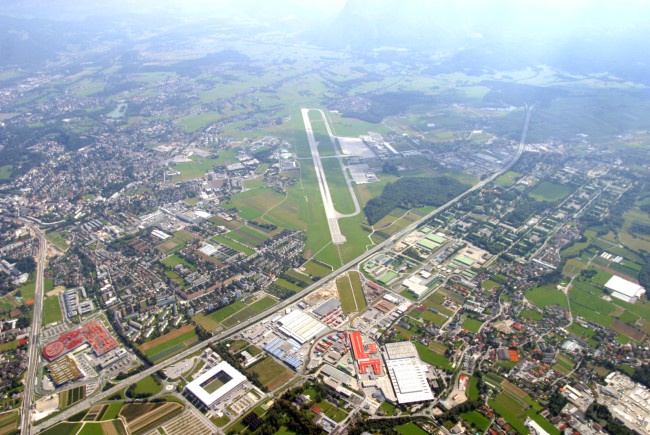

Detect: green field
0,165,12,180
43,295,63,324
467,377,480,401
314,400,348,423
248,356,294,391
528,181,573,202
130,375,162,397
553,354,575,375
494,171,523,187
172,156,221,180
46,230,69,251
161,254,195,270
212,235,256,256
211,300,247,323
40,422,82,435
462,318,483,333
396,422,430,435
414,342,452,371
221,296,277,327
142,328,198,362
17,277,36,300
488,392,529,434
336,271,366,312
526,284,568,309
101,402,124,420
519,309,543,321
461,410,491,431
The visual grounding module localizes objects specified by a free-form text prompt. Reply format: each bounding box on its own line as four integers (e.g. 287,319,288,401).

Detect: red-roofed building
350,331,369,360
358,359,382,375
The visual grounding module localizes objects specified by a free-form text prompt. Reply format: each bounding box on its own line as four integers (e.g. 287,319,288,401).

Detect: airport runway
301,108,346,244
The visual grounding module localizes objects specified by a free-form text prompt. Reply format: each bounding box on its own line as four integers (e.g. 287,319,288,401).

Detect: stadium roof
186,361,247,408
605,276,645,302
277,310,328,344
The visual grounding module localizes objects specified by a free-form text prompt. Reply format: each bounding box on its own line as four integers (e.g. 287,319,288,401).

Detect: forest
364,176,467,225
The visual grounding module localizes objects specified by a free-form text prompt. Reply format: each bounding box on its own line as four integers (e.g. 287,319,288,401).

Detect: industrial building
263,336,302,370
605,276,646,303
185,361,247,409
383,341,434,404
277,310,328,344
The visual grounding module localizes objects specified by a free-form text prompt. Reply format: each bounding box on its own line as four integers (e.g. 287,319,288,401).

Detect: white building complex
605,276,646,303
277,309,328,344
383,341,434,404
185,361,247,409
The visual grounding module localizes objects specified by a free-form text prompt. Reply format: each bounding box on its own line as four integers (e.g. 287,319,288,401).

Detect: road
34,105,533,432
21,227,47,435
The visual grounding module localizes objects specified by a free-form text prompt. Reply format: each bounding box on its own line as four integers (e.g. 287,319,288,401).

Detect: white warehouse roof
277,310,328,344
385,358,435,404
383,341,434,404
605,276,645,302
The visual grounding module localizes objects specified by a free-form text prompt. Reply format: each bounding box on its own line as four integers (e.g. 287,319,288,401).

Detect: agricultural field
60,386,86,408
562,259,586,277
211,235,256,256
101,402,124,421
40,422,82,435
221,296,277,328
139,325,198,363
0,410,19,435
119,401,184,434
248,356,294,391
553,354,575,375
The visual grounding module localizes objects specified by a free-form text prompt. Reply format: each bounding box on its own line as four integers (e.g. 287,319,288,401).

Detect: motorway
33,106,533,432
21,227,47,435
